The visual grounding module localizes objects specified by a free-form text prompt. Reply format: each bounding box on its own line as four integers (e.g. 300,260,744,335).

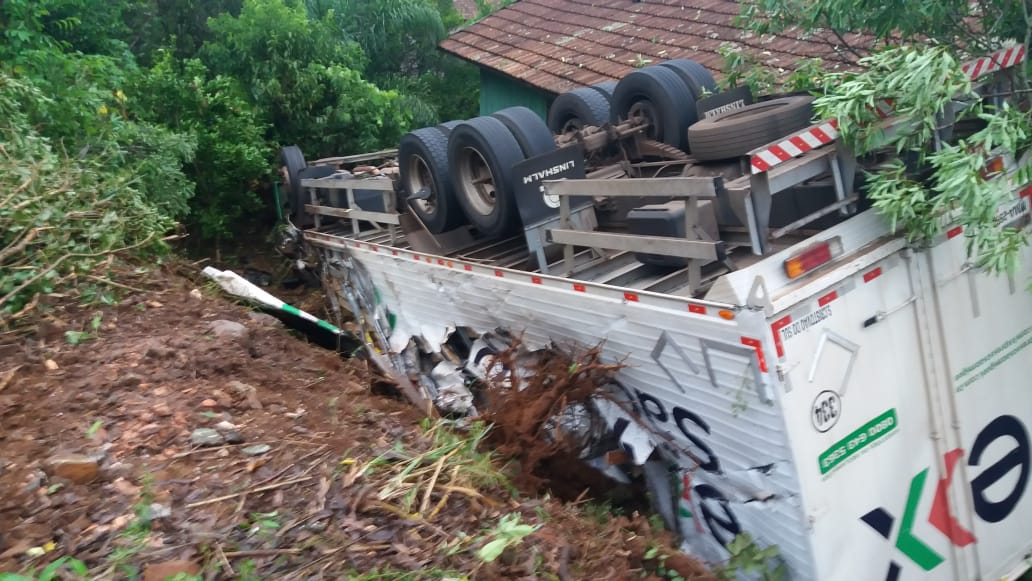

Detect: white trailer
288,45,1032,580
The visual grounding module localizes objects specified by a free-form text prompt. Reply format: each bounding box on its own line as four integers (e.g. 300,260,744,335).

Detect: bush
202,0,411,157
131,54,268,241
0,74,182,325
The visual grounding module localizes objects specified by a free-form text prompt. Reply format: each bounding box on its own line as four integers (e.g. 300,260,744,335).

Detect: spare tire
687,96,815,161
491,106,556,158
658,59,717,102
547,87,611,134
448,116,526,237
436,120,463,137
611,66,694,150
589,81,618,103
399,127,464,234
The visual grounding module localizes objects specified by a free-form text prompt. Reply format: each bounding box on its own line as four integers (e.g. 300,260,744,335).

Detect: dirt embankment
0,264,713,580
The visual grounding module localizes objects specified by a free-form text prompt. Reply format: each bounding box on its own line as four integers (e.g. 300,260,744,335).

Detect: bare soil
0,263,713,580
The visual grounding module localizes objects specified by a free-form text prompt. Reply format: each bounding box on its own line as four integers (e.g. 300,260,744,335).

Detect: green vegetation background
0,0,480,320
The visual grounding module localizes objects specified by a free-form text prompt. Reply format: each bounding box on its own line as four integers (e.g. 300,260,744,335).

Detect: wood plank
304,204,400,225
543,176,721,199
548,229,724,261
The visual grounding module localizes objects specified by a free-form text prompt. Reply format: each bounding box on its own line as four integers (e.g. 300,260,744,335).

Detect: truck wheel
611,66,694,150
589,81,618,103
448,116,526,238
280,145,307,222
547,87,611,134
491,106,556,158
658,59,717,102
399,128,464,234
687,96,815,161
436,120,464,137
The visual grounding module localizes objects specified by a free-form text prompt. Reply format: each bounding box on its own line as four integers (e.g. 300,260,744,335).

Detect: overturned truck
280,48,1032,580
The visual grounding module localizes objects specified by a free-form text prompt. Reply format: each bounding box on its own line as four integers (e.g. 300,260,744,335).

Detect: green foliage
815,47,1032,274
719,45,822,94
124,0,244,62
132,53,268,239
1,0,477,277
309,0,444,77
716,533,787,581
642,545,687,581
203,0,410,157
475,513,538,563
738,0,1030,56
0,74,178,323
304,0,479,127
0,557,89,581
718,46,777,95
734,0,1031,281
815,47,972,155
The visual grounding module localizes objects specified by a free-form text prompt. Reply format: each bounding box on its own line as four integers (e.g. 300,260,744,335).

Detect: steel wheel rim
405,154,436,214
560,116,584,136
456,146,497,216
628,99,661,141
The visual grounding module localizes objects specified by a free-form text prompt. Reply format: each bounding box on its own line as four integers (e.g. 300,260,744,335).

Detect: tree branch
0,233,157,310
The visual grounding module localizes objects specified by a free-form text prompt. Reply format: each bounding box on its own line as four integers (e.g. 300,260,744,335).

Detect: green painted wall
478,69,551,119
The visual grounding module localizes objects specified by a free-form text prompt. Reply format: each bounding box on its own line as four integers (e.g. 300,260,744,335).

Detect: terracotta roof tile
440,0,866,95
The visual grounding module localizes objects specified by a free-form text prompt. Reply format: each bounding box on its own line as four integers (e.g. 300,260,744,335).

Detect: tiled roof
439,0,868,95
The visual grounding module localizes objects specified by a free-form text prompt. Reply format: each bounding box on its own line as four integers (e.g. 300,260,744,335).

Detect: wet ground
0,262,712,580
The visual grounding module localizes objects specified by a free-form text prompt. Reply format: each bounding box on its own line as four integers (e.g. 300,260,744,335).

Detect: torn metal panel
429,361,474,414
314,240,814,579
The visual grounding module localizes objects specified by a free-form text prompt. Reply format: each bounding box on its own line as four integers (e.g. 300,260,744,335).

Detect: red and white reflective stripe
751,45,1025,175
961,44,1027,80
740,336,768,372
874,98,896,119
302,230,734,318
750,120,839,173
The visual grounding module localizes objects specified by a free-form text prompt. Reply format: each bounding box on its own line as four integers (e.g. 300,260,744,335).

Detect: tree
202,0,411,157
304,0,479,126
738,1,1032,277
131,53,269,242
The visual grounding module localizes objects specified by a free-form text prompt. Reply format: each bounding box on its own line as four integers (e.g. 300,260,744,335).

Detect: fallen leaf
143,560,201,581
111,477,141,496
0,365,22,392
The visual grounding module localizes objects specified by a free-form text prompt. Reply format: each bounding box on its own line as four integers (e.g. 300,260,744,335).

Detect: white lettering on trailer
993,195,1031,228
704,99,747,119
781,305,833,341
522,160,576,185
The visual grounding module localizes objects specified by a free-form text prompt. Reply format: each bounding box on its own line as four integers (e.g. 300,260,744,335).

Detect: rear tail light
981,156,1005,180
784,238,843,279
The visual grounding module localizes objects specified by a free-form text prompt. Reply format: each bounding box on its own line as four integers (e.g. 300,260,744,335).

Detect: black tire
448,116,526,237
280,145,307,222
436,120,464,137
491,106,556,158
687,96,815,161
658,59,717,103
611,66,694,150
399,127,464,234
589,81,618,103
293,165,337,227
547,87,611,134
